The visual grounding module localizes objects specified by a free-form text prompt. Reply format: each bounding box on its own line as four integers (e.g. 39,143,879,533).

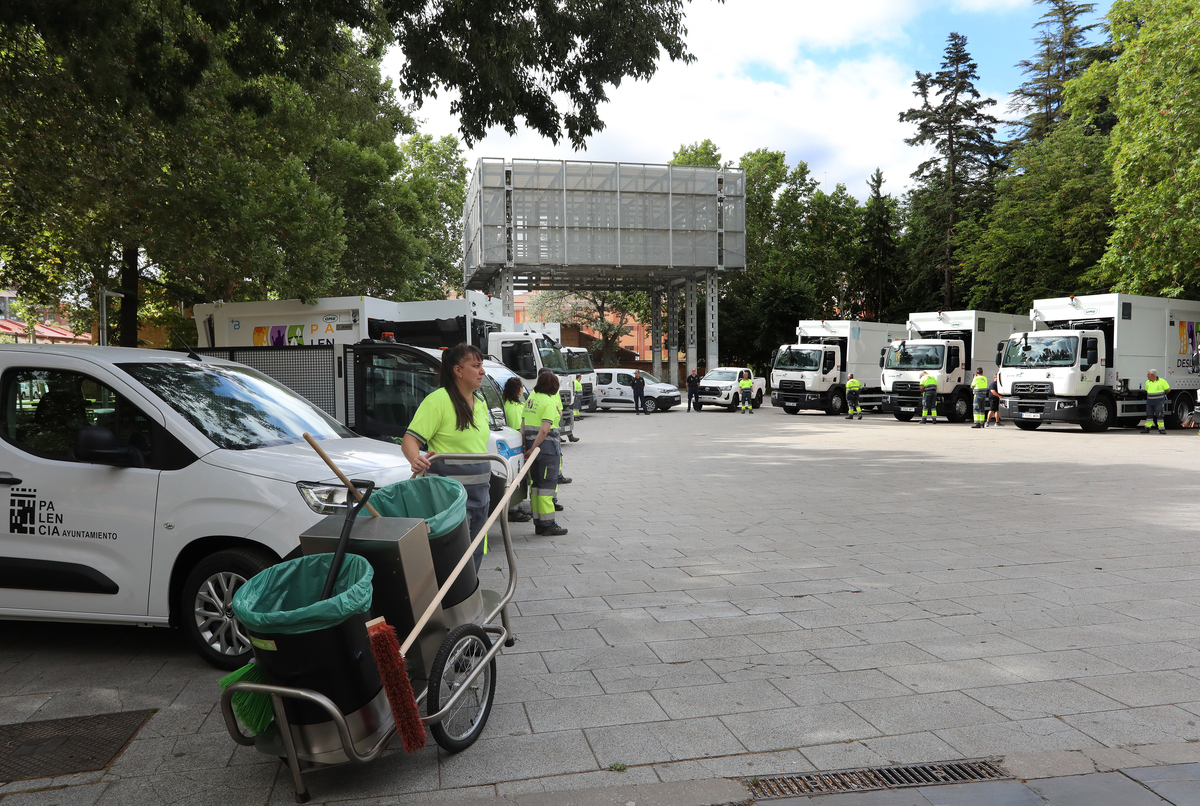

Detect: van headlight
297,482,349,514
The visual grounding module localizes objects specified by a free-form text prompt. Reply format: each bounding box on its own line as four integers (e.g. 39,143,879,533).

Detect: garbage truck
996,293,1200,431
770,320,905,415
881,310,1032,422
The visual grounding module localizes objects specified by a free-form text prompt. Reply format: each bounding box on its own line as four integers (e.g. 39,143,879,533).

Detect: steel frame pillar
650,288,663,380
666,285,679,387
685,278,698,376
705,270,718,370
499,270,515,319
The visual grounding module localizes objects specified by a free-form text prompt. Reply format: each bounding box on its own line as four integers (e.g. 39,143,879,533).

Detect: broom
219,660,275,735
366,616,426,752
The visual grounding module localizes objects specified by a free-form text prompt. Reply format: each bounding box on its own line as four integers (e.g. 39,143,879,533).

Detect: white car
695,367,766,411
0,345,420,670
593,369,681,413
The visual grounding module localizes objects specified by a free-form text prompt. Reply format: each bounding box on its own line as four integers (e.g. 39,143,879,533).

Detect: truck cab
996,329,1110,430
561,347,598,412
486,331,574,414
770,345,842,413
880,338,968,421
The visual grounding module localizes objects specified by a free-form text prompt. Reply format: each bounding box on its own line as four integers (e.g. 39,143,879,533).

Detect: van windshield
884,345,944,370
118,362,352,450
1002,336,1078,368
774,348,821,371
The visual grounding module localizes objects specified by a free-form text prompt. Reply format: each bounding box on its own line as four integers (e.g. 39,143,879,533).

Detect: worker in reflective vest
1143,370,1170,434
572,375,583,419
523,369,568,536
919,371,939,424
739,371,754,413
845,375,863,420
970,368,989,428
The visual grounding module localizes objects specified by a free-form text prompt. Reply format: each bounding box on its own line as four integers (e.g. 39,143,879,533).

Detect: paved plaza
0,404,1199,804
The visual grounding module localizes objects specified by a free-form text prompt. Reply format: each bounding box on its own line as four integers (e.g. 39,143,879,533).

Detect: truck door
0,363,160,617
350,345,441,441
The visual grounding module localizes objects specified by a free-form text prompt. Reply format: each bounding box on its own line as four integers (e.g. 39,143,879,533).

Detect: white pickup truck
695,367,766,411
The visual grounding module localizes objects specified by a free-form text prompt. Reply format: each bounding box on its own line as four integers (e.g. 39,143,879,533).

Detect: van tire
182,548,273,670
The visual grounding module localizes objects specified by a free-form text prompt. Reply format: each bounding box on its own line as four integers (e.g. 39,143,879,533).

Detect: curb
437,778,753,806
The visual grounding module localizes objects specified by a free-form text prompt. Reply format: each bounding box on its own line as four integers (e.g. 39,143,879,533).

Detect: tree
1071,0,1200,297
671,139,727,168
1010,0,1102,144
899,32,1001,308
525,290,646,366
856,170,903,322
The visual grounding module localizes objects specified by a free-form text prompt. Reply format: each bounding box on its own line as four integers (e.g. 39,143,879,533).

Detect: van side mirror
75,426,143,467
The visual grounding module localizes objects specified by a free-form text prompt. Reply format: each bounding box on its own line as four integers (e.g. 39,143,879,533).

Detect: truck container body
997,293,1200,431
881,310,1032,422
770,320,905,415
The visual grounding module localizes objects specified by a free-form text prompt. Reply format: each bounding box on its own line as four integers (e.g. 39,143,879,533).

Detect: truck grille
1011,382,1052,395
582,382,593,393
892,381,920,393
779,379,806,393
699,385,722,395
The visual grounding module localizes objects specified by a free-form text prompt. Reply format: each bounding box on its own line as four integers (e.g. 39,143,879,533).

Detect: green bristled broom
219,660,275,735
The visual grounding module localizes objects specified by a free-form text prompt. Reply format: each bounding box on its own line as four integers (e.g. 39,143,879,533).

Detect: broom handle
303,433,382,518
399,447,539,656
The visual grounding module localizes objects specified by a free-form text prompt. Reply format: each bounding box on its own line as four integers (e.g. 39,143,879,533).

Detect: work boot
845,414,854,420
558,475,572,484
857,413,862,420
554,502,564,511
1160,428,1167,435
921,418,927,424
1141,426,1150,433
507,509,531,523
749,408,754,414
535,522,568,536
568,435,580,442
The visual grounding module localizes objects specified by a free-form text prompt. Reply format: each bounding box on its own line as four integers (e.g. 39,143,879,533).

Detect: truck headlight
297,482,349,514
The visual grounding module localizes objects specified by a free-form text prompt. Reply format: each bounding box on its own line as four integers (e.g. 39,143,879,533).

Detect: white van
0,345,422,670
593,369,681,412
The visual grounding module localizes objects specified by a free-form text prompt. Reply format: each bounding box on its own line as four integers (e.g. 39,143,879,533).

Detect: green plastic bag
366,475,467,538
232,553,373,635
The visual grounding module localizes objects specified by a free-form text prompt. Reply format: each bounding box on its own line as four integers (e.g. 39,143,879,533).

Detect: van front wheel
181,548,273,670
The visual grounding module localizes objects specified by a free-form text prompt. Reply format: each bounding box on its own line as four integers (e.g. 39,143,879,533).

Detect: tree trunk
119,245,140,348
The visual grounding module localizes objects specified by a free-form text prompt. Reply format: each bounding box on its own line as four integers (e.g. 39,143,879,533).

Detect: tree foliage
1010,0,1102,144
525,290,647,367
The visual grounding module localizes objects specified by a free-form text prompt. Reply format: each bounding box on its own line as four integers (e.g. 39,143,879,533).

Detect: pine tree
1010,0,1101,143
899,32,1000,308
856,169,901,321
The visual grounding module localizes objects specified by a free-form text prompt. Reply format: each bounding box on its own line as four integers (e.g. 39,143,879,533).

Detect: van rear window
118,362,351,450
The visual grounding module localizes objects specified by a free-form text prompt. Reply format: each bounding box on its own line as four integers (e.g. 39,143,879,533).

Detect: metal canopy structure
462,158,747,375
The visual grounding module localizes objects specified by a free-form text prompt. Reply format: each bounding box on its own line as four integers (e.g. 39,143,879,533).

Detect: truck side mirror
1086,349,1098,368
75,426,143,467
770,349,778,367
879,357,884,368
995,351,1002,366
517,342,537,378
996,341,1004,352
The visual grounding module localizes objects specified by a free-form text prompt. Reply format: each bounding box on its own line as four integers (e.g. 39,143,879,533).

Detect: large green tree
855,169,904,322
1010,0,1102,144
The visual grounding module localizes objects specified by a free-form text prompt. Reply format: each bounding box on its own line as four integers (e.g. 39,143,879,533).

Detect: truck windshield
537,337,568,373
774,348,820,371
565,351,593,372
118,362,352,450
704,370,738,381
1002,335,1078,368
884,344,944,370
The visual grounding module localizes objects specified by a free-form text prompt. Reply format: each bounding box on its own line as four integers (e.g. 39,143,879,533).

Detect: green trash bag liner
364,475,468,539
233,553,373,635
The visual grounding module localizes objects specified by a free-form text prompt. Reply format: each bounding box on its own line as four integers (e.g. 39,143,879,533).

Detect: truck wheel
644,398,658,413
826,389,846,416
948,392,970,423
600,407,610,411
1014,420,1042,431
893,411,915,422
694,403,704,412
784,407,800,415
752,391,763,409
1170,393,1193,429
181,548,273,670
1080,396,1113,432
588,400,598,413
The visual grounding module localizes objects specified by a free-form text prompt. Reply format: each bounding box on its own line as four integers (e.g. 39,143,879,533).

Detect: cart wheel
427,623,496,752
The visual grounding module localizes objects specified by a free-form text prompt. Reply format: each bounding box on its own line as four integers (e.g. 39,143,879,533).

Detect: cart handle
399,447,539,657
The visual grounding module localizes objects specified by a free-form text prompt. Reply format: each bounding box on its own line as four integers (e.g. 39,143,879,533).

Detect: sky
380,0,1110,201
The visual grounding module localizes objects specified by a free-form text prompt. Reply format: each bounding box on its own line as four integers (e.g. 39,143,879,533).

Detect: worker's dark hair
502,375,524,404
534,368,560,395
976,367,983,374
441,343,484,431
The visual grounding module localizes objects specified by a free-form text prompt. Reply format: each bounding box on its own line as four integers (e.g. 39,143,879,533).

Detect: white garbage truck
561,346,598,412
770,320,905,415
997,293,1200,431
881,310,1032,422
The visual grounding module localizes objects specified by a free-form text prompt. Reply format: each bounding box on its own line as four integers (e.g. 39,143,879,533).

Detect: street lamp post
99,287,125,347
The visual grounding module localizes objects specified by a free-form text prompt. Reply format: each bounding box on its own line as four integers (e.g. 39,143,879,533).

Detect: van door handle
0,477,22,485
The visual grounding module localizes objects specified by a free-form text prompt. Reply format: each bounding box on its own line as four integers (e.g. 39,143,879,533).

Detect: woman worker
523,369,568,536
501,377,533,523
402,343,491,570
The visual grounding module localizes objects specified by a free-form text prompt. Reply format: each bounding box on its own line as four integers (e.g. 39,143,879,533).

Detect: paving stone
810,643,942,672
1027,772,1172,806
883,659,1026,694
1131,741,1200,765
919,780,1046,806
985,650,1129,682
438,730,597,788
1078,670,1200,708
584,716,746,767
963,681,1126,720
1123,762,1200,806
525,691,668,732
720,703,881,752
593,660,722,694
848,692,1007,735
935,717,1100,756
1063,705,1200,746
1000,750,1096,780
652,680,795,719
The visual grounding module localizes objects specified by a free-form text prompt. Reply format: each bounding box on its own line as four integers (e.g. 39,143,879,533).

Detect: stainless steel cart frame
220,452,529,803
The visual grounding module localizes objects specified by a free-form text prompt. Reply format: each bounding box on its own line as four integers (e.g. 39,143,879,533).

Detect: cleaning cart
219,451,532,803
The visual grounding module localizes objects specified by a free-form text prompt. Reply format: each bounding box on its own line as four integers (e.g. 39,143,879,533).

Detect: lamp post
99,287,125,346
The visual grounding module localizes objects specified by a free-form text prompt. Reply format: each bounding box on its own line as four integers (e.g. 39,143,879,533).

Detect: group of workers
400,344,577,577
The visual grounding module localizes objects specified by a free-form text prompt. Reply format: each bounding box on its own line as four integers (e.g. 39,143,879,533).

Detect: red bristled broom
366,616,426,752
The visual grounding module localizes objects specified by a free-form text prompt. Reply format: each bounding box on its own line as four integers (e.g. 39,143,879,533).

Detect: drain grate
746,759,1010,799
0,710,154,782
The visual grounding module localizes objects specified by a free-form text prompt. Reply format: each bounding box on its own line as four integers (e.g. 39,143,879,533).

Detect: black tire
181,547,273,670
1080,395,1114,432
644,398,658,413
600,407,610,411
588,399,598,413
784,406,801,415
826,388,846,416
428,623,496,753
948,392,970,424
752,390,764,409
694,403,704,411
1170,393,1193,429
727,396,739,412
1014,420,1042,431
893,411,915,422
